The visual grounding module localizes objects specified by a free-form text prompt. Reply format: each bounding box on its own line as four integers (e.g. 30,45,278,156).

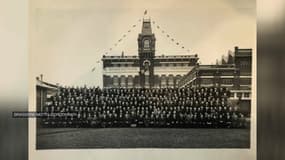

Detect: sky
30,0,256,87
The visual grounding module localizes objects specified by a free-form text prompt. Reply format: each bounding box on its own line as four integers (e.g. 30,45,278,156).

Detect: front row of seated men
41,111,247,128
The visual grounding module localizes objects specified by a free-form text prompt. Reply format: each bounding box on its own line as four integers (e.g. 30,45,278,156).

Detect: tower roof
141,18,152,35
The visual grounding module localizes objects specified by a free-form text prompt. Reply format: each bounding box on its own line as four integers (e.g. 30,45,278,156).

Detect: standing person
205,113,212,128
192,114,197,128
231,112,238,128
212,114,218,128
91,113,98,128
225,113,232,128
124,112,130,127
144,114,150,127
150,114,155,127
173,114,179,128
178,113,185,128
166,114,171,128
113,113,118,127
107,113,113,127
101,112,107,128
199,113,205,128
138,114,144,127
159,114,166,127
76,111,81,128
218,114,225,128
238,113,246,128
118,112,125,127
185,113,191,128
154,114,160,128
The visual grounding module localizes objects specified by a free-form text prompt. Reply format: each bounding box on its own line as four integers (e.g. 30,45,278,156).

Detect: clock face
143,39,150,48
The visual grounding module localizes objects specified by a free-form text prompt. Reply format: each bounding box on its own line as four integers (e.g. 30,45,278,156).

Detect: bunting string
92,10,192,72
151,19,191,53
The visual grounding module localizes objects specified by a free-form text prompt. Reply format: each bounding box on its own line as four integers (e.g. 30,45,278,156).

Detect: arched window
113,76,119,87
144,39,150,49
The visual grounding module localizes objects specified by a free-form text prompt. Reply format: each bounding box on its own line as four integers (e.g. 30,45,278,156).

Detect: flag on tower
144,10,147,15
91,67,96,72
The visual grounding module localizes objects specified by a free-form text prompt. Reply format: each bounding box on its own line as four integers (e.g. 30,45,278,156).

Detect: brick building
178,47,252,100
102,19,198,88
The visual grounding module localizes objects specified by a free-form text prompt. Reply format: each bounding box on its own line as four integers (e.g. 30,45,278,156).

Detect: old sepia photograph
30,0,256,151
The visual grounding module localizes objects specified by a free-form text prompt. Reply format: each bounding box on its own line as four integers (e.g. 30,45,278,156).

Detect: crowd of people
41,87,247,128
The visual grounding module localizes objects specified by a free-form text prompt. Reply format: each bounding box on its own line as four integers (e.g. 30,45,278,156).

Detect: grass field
37,128,250,149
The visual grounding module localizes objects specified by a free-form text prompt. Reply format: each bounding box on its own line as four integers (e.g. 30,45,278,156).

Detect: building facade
178,46,252,100
102,19,198,88
177,47,252,115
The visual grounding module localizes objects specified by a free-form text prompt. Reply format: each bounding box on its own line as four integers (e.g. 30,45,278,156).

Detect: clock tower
138,18,156,88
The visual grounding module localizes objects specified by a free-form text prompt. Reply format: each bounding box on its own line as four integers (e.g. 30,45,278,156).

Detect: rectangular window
220,71,234,76
244,93,250,97
200,72,214,76
201,78,213,84
240,78,251,85
221,78,233,84
237,93,242,98
113,77,119,86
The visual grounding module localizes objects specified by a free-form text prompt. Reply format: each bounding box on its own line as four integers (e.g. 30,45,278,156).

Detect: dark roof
197,64,237,70
36,79,58,90
102,55,198,60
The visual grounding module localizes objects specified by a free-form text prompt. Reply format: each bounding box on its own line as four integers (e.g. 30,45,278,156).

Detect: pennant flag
176,42,179,45
118,39,122,42
91,67,96,72
182,46,185,49
144,10,147,15
167,35,170,37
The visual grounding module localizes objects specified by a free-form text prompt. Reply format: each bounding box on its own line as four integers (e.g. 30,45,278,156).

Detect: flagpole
143,9,147,20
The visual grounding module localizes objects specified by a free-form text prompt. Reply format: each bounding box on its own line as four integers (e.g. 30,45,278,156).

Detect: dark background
1,0,285,160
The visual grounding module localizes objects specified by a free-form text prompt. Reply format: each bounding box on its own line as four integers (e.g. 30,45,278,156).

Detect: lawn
37,128,250,149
